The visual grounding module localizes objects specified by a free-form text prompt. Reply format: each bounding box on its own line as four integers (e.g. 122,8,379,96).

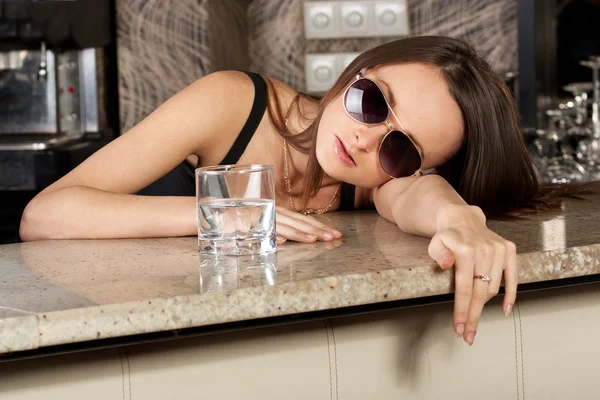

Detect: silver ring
474,274,491,283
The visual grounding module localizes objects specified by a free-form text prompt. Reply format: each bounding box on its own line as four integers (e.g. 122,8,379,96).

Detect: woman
19,36,551,346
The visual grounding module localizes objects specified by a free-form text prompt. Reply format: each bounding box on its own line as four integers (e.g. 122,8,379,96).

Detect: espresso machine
0,0,119,242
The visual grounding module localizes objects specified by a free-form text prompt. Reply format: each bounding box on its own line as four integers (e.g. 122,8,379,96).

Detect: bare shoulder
188,70,256,99
176,70,258,145
142,70,260,164
34,70,263,197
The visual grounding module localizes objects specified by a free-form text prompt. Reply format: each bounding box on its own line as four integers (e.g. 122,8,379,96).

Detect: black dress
137,71,356,210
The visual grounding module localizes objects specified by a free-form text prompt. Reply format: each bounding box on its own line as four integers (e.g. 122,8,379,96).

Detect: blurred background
1,0,599,243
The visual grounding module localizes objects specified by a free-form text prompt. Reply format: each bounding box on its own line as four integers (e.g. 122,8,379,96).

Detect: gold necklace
283,93,341,215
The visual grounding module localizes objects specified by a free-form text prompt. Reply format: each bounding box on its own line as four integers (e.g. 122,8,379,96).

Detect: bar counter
1,195,599,358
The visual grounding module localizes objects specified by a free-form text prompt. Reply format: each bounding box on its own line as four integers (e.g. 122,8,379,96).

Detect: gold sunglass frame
342,69,435,178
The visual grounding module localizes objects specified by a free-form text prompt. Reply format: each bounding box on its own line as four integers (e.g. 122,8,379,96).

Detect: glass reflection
199,252,278,293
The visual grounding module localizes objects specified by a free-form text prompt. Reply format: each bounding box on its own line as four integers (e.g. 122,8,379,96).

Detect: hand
275,206,343,244
427,204,518,346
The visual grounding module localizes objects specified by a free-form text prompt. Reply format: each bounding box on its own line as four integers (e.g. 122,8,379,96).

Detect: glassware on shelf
562,82,593,134
579,56,600,180
527,114,587,185
524,55,600,184
580,57,600,136
526,128,555,180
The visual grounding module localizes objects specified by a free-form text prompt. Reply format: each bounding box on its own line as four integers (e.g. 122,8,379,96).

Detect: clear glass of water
195,164,276,255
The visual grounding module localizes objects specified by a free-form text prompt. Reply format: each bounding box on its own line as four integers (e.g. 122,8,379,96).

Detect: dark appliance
0,0,119,243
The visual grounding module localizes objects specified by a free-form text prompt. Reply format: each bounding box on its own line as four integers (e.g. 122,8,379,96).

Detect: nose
351,122,390,153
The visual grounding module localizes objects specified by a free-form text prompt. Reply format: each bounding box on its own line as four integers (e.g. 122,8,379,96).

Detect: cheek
318,101,344,132
315,102,393,188
314,105,341,163
373,167,392,184
367,166,393,188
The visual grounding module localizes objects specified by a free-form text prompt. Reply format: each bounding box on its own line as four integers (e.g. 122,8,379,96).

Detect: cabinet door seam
517,302,525,399
119,348,126,400
323,320,334,400
512,301,525,400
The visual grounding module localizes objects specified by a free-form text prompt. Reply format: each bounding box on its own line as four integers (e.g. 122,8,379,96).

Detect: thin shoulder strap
219,71,268,165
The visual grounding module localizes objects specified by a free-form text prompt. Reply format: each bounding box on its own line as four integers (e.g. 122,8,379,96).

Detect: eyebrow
377,78,396,107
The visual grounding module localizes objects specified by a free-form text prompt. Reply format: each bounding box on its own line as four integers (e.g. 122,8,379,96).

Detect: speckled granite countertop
1,195,600,355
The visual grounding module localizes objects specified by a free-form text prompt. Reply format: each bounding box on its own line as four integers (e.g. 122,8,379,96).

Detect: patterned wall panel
248,0,517,92
116,0,211,132
117,0,517,131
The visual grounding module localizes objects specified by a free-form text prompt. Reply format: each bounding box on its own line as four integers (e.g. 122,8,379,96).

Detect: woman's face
316,63,464,188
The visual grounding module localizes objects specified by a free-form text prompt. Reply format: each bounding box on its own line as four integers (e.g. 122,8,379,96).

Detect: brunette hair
263,36,598,216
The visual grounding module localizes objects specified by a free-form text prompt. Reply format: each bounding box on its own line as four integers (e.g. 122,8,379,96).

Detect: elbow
19,199,46,241
19,197,62,241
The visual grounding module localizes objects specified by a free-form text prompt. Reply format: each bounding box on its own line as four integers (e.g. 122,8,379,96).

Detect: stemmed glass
579,56,600,180
562,82,593,134
562,83,593,165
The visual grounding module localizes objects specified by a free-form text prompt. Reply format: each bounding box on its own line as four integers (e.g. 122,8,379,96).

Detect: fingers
433,227,519,346
453,263,473,340
434,229,492,345
276,222,319,243
433,229,474,339
428,233,456,269
280,209,343,237
464,241,499,346
503,241,518,316
275,219,340,243
294,212,342,235
455,242,485,344
458,239,516,346
276,207,342,243
487,243,506,298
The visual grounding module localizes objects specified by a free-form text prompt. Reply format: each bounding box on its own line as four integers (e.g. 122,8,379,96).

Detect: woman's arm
373,174,476,237
373,174,518,346
21,187,198,240
20,71,256,241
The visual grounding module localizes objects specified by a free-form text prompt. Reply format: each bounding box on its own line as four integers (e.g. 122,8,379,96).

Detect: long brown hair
263,36,598,216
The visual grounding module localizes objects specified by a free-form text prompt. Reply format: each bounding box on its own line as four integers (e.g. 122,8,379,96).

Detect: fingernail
323,232,333,239
504,303,513,317
306,234,317,240
466,331,476,346
455,323,465,337
277,238,287,244
333,230,342,237
440,256,448,267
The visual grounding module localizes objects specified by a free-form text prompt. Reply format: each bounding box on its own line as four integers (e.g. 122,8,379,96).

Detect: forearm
20,186,197,241
390,174,485,237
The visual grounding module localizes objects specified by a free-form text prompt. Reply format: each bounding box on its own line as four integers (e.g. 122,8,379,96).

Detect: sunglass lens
344,79,388,124
379,131,422,178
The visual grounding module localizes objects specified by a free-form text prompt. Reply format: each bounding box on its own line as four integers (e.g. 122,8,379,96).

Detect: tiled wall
116,0,517,132
249,0,517,93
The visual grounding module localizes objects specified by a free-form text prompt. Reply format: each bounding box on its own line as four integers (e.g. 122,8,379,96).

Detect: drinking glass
196,164,276,255
580,57,600,137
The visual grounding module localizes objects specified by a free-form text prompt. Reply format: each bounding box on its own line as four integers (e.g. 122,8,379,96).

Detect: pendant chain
283,93,341,215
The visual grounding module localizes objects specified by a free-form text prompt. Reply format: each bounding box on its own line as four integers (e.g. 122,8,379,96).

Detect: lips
334,135,356,166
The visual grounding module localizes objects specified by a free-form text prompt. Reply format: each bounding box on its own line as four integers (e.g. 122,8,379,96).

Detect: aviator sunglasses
342,68,435,178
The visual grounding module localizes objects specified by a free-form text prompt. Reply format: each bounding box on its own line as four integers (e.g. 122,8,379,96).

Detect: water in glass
196,164,276,255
